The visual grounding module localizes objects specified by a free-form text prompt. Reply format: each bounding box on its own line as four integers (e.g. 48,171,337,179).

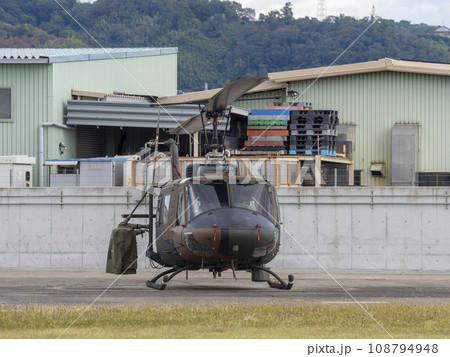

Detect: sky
238,0,449,26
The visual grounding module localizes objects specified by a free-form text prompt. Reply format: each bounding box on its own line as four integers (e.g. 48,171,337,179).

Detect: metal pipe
2,192,447,199
277,194,447,198
1,198,449,207
0,202,137,206
39,123,75,187
0,194,130,198
280,202,449,206
1,201,449,207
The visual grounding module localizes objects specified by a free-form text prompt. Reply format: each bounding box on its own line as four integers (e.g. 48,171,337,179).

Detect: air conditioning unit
0,156,35,187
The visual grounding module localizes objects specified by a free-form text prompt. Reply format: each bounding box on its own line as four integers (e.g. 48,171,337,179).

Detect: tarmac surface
0,269,449,306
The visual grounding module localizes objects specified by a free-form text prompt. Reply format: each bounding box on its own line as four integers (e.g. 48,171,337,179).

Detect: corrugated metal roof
0,47,177,64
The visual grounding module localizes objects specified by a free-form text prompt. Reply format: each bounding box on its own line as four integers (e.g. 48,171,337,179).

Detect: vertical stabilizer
164,139,182,180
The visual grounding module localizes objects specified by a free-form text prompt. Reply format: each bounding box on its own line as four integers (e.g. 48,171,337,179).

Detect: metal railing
0,190,137,207
278,190,449,208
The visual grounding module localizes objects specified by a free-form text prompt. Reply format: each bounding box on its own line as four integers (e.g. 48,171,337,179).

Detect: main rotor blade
169,113,205,135
170,76,267,135
203,76,268,114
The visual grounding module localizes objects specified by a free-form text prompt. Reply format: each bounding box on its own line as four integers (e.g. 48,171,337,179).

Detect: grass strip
0,304,449,339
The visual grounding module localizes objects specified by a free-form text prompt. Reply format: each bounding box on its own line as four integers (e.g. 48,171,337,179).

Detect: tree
0,0,448,91
281,2,294,20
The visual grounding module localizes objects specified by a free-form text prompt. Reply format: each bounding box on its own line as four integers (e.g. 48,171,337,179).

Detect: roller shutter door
76,125,106,158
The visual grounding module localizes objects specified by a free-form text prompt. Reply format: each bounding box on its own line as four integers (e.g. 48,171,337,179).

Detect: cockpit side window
176,192,186,226
156,189,170,226
162,193,170,225
155,196,162,226
271,186,279,224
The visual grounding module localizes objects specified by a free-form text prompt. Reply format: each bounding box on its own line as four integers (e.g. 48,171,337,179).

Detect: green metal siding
51,54,177,102
241,72,450,186
0,64,50,185
48,54,178,179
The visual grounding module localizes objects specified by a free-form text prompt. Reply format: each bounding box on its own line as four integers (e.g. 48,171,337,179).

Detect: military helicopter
107,77,294,290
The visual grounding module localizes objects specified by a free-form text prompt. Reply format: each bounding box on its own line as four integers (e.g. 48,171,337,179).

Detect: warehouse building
156,58,450,186
219,58,450,186
2,53,450,188
0,48,178,186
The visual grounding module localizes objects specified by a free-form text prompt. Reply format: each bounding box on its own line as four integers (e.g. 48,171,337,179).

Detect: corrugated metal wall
0,64,50,185
52,54,177,108
239,72,450,186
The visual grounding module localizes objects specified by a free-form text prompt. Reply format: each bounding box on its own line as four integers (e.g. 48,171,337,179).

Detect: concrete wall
0,187,152,270
1,187,449,271
273,187,450,271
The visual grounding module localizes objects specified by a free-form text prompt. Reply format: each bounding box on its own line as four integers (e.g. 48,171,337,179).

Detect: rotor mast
170,77,268,163
209,112,222,151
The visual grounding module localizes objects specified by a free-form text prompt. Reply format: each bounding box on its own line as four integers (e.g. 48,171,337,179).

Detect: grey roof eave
48,48,178,63
0,58,49,64
0,47,178,64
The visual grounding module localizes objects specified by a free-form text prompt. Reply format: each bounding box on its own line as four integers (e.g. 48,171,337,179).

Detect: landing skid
146,267,189,290
146,266,294,290
250,265,294,290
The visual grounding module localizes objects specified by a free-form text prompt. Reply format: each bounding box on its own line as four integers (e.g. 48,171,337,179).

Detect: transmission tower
317,0,327,21
371,5,377,19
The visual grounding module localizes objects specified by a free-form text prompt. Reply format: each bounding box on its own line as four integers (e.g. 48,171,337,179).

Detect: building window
354,170,362,186
418,173,450,186
0,87,12,122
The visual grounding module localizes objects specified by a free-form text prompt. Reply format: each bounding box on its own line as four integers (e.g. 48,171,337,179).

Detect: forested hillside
1,0,449,91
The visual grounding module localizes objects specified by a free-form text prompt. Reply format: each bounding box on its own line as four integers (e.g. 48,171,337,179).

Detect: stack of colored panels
245,109,290,151
288,110,339,156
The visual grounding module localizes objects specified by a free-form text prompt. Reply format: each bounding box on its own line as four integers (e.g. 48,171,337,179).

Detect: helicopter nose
186,207,279,258
217,223,279,258
188,206,276,230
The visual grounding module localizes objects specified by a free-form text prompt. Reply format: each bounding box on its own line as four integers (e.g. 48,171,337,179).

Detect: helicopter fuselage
154,175,281,271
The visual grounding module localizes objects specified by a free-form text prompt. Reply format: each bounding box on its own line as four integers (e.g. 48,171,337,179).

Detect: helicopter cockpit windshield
187,181,274,221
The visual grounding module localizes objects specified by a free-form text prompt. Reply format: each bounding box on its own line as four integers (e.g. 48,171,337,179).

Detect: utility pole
317,0,327,21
